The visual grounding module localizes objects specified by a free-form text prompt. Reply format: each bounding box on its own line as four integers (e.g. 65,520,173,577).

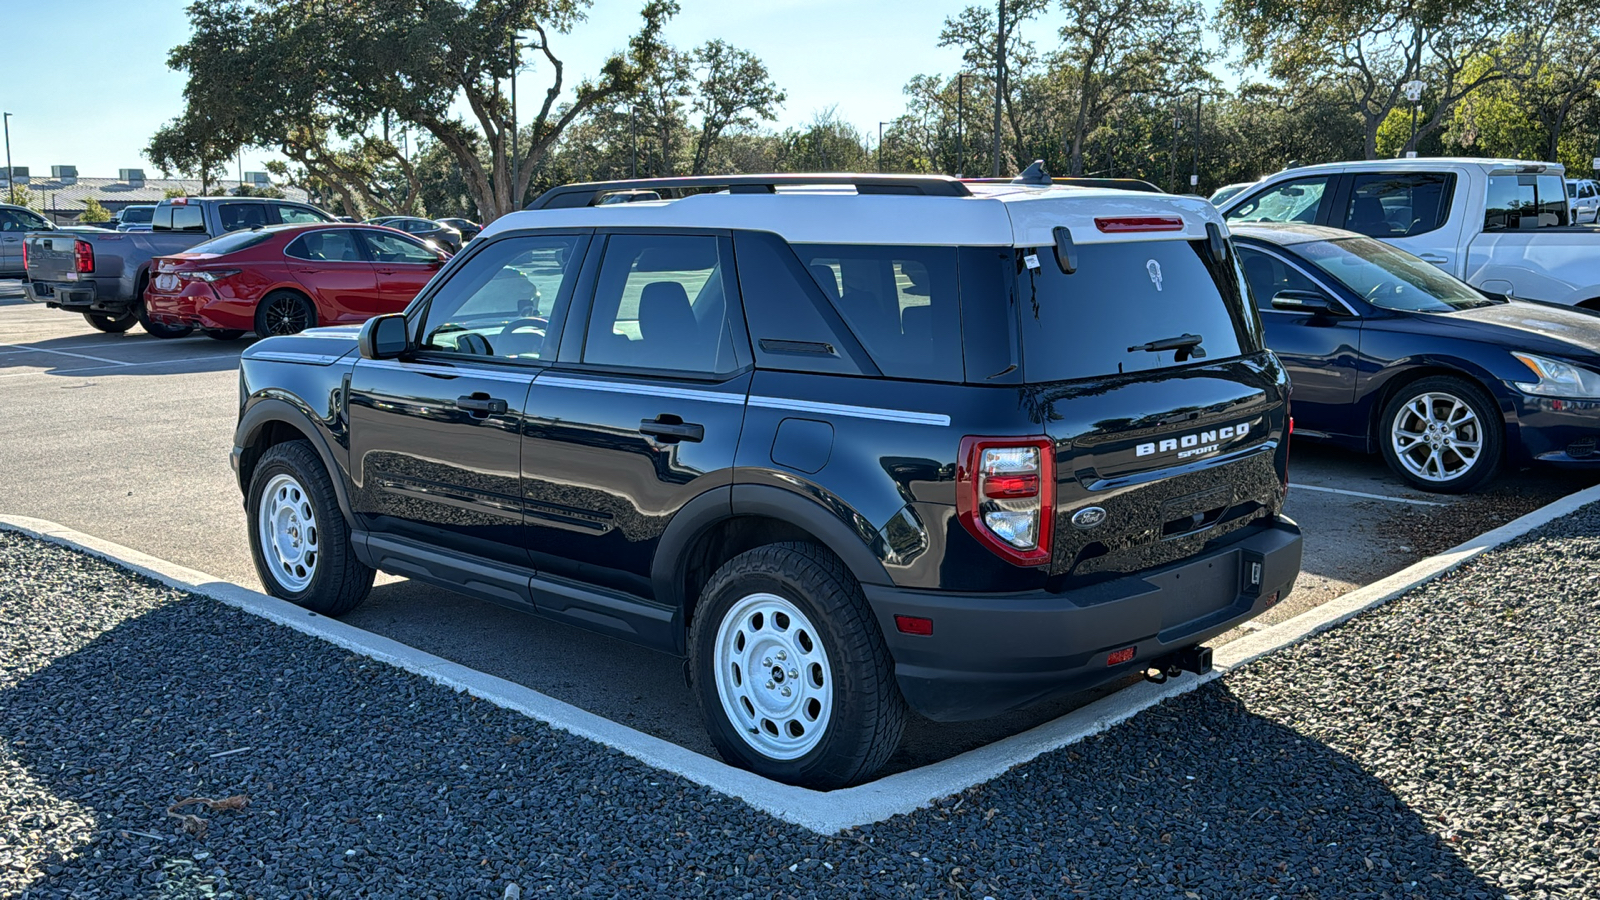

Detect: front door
1238,243,1365,439
357,229,443,313
521,232,750,599
345,232,591,565
284,229,378,323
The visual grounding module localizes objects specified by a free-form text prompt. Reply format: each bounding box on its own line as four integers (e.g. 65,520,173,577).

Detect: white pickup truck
1218,158,1600,309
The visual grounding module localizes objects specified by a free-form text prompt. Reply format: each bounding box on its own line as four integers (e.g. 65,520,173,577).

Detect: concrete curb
6,485,1597,834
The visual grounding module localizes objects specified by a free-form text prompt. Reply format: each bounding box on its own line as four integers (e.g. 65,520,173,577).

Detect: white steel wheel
713,592,834,761
1389,390,1483,483
257,473,320,592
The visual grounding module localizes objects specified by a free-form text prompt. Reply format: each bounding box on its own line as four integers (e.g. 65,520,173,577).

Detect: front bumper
1508,393,1600,466
866,516,1303,722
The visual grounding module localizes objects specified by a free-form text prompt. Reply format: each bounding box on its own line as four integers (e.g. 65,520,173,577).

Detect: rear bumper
24,280,122,312
866,516,1303,722
145,283,251,332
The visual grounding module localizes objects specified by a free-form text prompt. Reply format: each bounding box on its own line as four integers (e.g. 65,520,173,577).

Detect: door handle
639,415,704,443
457,393,508,415
1418,253,1449,264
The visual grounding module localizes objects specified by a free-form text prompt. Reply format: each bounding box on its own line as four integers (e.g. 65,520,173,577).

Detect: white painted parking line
0,342,130,366
7,485,1596,834
0,355,241,379
1289,483,1449,507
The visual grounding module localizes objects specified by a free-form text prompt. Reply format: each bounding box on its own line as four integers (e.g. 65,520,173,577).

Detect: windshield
1016,238,1255,382
121,206,154,224
186,230,276,256
1297,236,1498,312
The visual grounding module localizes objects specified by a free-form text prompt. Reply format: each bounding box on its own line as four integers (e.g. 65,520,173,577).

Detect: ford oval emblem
1071,506,1108,530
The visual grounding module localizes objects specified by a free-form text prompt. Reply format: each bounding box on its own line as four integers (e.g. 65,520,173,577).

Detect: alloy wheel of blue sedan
1389,389,1485,484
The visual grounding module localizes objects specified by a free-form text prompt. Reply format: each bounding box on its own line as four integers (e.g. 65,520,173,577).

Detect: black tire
254,290,317,336
204,329,247,341
689,542,905,788
134,295,194,339
246,440,374,615
83,310,136,333
1378,375,1503,493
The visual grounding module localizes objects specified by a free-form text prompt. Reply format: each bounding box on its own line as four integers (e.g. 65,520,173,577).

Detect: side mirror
359,313,410,360
1271,290,1339,314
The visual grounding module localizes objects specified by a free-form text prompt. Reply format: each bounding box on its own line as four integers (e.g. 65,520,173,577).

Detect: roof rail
960,176,1164,194
526,173,973,210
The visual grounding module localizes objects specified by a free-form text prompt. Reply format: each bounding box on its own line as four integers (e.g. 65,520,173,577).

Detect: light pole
1403,79,1426,158
1191,92,1201,193
2,112,12,205
878,121,888,172
955,72,966,177
630,105,638,178
992,0,1006,177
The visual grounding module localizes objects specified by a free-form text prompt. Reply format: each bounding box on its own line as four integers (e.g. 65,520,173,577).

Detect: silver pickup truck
24,196,331,336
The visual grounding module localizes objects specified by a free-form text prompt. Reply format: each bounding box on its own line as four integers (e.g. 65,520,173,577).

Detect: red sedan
144,223,446,338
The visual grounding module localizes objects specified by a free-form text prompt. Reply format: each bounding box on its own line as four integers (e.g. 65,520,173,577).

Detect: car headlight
1511,352,1600,398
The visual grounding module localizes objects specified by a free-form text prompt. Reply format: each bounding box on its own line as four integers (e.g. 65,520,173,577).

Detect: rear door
1014,233,1289,584
519,231,750,599
1330,169,1465,271
284,229,379,321
357,229,442,312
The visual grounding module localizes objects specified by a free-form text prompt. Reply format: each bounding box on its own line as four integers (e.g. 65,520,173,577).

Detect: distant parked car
1236,221,1600,491
367,216,462,252
436,217,481,241
144,222,445,338
0,203,54,276
1209,182,1255,206
1566,178,1600,224
115,204,156,232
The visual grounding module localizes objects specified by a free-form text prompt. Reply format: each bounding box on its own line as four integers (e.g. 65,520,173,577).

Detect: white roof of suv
1263,157,1566,178
486,175,1226,248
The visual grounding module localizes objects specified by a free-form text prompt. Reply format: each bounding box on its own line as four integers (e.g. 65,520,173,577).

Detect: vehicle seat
318,232,358,261
637,281,708,370
1349,196,1390,235
809,264,840,301
1243,254,1280,303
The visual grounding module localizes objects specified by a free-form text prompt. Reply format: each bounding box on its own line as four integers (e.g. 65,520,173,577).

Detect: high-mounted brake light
73,240,94,274
956,436,1055,566
170,196,189,205
1095,216,1184,233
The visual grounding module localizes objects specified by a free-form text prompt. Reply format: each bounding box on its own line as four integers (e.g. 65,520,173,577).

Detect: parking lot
4,281,1596,773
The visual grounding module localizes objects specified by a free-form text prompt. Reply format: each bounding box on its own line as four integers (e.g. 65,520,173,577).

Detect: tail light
74,240,94,274
1094,216,1184,233
1284,415,1293,494
957,436,1055,566
176,269,241,283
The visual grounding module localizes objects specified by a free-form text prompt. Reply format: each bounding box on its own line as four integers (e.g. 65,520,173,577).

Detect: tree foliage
79,198,112,223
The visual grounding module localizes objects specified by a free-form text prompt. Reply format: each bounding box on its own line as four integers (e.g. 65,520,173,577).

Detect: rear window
189,230,276,256
1015,239,1254,382
1485,174,1569,229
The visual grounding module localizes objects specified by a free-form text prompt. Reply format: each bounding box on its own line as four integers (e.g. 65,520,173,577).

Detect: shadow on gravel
5,593,1501,897
881,679,1503,898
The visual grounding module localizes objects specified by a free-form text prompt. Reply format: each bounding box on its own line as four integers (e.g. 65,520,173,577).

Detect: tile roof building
1,168,312,224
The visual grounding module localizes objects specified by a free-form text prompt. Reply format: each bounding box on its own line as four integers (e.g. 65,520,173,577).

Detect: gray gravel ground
4,503,1600,898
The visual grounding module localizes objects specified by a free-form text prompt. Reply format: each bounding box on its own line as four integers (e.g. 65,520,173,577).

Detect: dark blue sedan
1234,223,1600,492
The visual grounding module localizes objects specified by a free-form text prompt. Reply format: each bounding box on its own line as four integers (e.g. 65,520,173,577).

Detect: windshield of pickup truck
120,206,154,224
1485,173,1569,229
1298,236,1498,312
1016,239,1253,381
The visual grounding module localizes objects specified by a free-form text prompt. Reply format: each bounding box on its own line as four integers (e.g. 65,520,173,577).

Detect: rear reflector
1094,216,1184,233
1107,647,1136,666
894,615,933,636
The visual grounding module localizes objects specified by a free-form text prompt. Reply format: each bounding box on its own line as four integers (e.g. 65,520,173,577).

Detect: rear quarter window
1016,239,1254,383
793,244,962,382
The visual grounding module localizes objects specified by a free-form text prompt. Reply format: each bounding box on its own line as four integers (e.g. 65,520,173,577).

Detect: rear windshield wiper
1128,333,1206,361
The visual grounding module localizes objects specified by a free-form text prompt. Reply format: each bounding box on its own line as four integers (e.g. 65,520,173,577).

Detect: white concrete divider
6,484,1599,834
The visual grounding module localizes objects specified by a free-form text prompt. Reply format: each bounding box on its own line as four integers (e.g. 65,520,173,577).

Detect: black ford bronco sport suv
232,172,1302,788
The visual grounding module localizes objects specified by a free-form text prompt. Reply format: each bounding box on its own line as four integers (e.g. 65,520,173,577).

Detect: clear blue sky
1,0,1226,180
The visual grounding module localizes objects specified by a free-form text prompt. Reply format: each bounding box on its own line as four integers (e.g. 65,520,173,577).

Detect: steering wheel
495,316,548,357
455,332,493,356
1365,281,1399,302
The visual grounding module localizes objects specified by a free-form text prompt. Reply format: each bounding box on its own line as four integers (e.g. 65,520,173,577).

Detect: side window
0,211,24,232
419,235,582,361
218,203,269,231
582,233,739,376
733,231,873,377
286,230,363,262
171,205,205,232
1486,174,1569,230
1225,177,1331,224
1237,246,1324,311
1341,172,1452,237
794,244,962,382
359,230,440,264
277,205,329,225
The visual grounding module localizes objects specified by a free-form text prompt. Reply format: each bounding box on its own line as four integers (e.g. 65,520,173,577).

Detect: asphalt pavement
2,296,1595,773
